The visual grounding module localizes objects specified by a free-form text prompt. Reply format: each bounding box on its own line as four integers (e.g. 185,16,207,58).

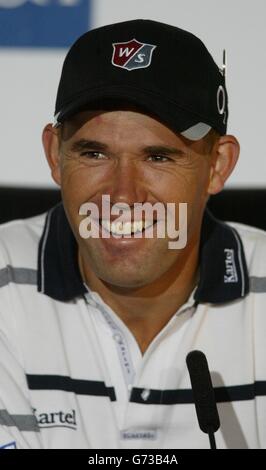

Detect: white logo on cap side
217,85,226,115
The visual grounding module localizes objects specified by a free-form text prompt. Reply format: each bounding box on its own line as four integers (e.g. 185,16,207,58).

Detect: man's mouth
99,219,156,236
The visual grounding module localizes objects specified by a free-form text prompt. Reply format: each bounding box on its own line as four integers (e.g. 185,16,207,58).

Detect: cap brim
54,85,211,140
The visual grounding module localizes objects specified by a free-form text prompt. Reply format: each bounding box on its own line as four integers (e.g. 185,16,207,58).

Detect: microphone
186,350,220,449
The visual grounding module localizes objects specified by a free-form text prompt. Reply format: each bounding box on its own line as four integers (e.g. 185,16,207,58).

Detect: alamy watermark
79,195,187,249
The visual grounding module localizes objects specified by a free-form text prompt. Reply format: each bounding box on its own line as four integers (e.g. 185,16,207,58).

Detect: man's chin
100,272,155,292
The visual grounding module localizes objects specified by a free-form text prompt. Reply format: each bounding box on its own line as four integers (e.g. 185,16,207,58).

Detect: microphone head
186,350,220,434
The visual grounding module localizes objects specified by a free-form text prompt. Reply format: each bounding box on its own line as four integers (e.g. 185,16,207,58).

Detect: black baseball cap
54,19,228,141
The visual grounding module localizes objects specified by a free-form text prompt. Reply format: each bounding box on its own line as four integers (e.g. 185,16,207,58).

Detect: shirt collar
37,202,249,303
194,208,249,303
37,203,86,301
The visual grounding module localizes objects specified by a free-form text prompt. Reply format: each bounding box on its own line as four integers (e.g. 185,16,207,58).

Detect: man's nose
107,159,147,206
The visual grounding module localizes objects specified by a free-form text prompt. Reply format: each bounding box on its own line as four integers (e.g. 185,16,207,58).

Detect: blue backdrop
0,0,90,47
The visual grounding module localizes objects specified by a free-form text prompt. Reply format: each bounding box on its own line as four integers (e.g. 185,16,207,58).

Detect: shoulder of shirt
226,220,266,274
0,212,47,268
0,211,46,230
226,220,266,241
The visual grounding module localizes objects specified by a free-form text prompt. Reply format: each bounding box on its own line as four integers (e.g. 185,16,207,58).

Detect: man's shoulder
227,220,266,243
0,212,47,267
226,220,266,274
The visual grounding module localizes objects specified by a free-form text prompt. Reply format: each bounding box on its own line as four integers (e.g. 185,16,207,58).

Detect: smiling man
0,19,266,449
43,107,237,354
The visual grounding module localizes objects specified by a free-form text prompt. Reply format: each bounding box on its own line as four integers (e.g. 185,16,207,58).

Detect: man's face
55,109,215,289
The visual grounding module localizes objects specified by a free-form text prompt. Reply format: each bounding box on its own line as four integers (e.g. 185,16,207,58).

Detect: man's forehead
59,107,188,147
58,106,215,158
59,105,165,142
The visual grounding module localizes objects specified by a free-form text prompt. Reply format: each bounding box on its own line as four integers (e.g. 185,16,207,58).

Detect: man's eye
148,155,171,162
80,151,105,159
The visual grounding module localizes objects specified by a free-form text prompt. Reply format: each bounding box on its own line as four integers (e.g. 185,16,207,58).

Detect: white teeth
101,220,154,235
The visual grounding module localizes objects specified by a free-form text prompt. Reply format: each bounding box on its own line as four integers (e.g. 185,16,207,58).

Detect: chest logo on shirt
33,408,77,430
112,39,156,71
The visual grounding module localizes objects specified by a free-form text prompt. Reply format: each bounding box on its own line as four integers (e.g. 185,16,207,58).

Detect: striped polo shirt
0,203,266,449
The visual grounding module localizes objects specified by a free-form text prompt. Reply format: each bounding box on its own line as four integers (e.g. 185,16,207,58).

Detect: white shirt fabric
0,203,266,449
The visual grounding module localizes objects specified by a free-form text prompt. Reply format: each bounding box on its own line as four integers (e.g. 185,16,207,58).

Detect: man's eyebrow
69,140,187,156
143,145,187,156
70,140,108,153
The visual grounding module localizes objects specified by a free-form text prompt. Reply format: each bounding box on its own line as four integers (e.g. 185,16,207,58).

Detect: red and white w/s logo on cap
112,39,156,71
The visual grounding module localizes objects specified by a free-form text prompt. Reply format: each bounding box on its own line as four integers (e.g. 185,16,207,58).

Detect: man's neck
79,243,199,354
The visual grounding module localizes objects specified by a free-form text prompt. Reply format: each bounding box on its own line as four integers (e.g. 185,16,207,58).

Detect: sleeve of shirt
0,253,42,449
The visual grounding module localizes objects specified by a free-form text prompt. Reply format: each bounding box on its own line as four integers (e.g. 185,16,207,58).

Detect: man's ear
207,135,240,195
42,123,61,186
